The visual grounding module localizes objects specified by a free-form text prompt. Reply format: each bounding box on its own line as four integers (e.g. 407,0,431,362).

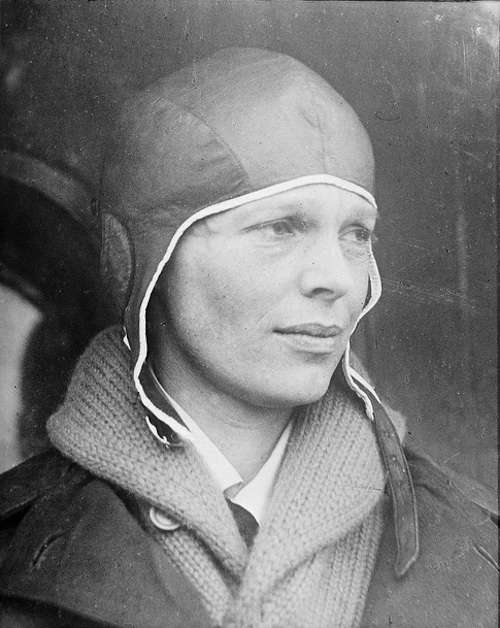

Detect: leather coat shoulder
0,450,89,522
363,445,498,628
0,450,90,571
0,450,210,628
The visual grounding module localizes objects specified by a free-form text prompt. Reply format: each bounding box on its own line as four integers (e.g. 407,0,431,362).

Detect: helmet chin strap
340,247,419,577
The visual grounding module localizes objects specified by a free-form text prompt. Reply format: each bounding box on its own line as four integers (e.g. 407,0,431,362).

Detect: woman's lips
277,323,343,337
274,323,343,353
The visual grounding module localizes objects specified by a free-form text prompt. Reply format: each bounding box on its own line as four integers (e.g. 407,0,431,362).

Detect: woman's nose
297,240,353,300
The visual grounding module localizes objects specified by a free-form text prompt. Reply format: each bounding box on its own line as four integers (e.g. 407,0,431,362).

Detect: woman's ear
100,212,134,320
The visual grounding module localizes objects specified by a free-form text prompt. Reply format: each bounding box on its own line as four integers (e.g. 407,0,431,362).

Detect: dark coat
0,447,497,628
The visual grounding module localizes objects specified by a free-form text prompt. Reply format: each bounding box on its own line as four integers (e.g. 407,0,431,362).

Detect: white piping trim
350,368,381,403
349,366,382,403
129,174,379,440
349,245,382,332
341,244,382,420
342,344,375,419
145,415,175,446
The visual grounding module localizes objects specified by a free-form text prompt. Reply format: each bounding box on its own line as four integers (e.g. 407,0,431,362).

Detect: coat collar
235,381,386,605
47,326,249,580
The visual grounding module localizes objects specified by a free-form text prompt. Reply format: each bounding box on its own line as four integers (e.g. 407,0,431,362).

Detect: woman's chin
251,372,334,409
284,384,331,407
214,359,340,411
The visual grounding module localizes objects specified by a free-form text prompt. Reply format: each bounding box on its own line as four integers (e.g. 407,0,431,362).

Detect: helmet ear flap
100,212,134,320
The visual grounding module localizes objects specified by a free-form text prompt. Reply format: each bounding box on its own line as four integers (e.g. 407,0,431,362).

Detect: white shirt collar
152,373,291,524
228,420,291,524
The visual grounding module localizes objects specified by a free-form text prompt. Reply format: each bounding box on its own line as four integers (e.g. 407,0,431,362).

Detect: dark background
0,0,497,485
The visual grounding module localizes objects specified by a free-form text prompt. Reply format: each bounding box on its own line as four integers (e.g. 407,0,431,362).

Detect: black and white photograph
0,1,498,626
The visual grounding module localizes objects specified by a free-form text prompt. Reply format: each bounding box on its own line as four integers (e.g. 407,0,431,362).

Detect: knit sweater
47,327,387,627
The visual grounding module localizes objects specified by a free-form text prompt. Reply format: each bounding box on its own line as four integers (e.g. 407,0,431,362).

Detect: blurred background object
0,0,497,486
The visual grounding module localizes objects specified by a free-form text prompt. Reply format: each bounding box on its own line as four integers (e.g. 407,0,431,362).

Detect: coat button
149,507,180,531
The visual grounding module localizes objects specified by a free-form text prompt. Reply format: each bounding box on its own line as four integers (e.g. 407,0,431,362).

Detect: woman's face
154,184,377,409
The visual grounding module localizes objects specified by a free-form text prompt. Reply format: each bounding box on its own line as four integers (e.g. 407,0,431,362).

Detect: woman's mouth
274,323,343,353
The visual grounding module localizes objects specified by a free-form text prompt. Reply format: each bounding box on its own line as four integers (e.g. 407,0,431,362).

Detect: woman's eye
267,220,295,236
355,227,372,242
341,226,375,259
254,219,298,238
344,226,373,243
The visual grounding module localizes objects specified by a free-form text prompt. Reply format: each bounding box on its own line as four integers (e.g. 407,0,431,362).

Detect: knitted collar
48,326,386,626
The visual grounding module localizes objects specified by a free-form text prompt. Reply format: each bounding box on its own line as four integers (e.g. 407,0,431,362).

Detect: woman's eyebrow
208,198,379,230
224,202,305,225
348,205,379,221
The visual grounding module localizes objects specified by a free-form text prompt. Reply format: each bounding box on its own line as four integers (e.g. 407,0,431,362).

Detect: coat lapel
362,452,499,627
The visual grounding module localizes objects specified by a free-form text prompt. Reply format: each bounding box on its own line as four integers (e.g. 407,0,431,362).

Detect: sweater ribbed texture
48,327,386,627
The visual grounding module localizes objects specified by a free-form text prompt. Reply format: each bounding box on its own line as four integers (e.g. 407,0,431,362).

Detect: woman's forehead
202,184,378,231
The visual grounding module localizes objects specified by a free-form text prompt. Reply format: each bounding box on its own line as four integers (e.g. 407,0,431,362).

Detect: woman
0,47,497,628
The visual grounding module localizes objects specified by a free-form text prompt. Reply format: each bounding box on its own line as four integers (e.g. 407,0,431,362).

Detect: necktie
227,500,259,547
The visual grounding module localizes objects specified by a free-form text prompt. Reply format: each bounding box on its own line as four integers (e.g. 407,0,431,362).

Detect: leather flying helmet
99,47,382,441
